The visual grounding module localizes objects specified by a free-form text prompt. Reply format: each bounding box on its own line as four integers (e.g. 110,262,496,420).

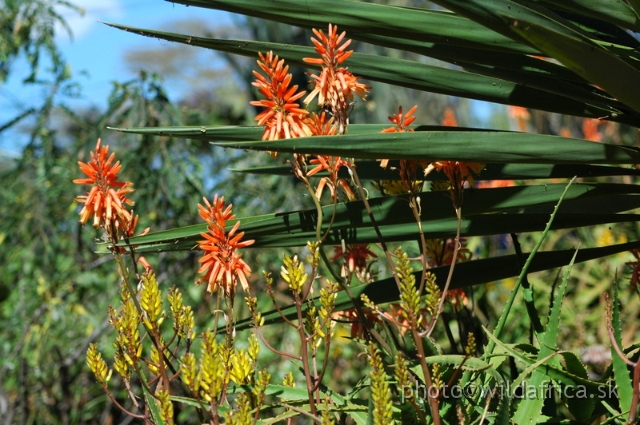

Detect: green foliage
5,0,640,423
103,0,640,423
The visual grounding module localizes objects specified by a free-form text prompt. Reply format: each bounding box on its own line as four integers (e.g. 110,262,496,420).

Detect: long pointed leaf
212,132,640,164
108,183,640,252
234,241,640,330
105,23,638,124
164,0,536,54
231,162,640,181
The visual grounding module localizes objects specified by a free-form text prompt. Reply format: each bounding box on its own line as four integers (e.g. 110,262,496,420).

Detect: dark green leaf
236,240,640,330
232,161,640,181
212,132,640,164
162,0,536,54
105,23,637,123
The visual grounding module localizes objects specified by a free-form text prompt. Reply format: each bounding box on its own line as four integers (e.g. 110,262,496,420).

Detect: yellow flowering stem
342,163,398,353
115,253,177,394
426,206,462,337
87,345,145,420
264,293,299,329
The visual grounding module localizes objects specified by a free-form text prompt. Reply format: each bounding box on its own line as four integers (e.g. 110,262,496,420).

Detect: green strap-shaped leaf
212,132,640,164
534,0,640,32
108,183,640,253
231,161,640,181
105,23,637,124
164,0,536,54
233,240,640,331
503,6,640,114
427,0,640,116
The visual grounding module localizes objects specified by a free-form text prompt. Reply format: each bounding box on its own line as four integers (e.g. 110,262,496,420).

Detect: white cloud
55,0,124,42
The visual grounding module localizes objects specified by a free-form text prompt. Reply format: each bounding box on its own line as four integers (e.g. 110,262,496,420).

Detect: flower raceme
197,195,254,297
303,24,370,134
74,139,135,233
250,51,311,143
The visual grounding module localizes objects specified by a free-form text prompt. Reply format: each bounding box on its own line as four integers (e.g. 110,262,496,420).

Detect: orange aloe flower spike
197,195,254,298
250,51,311,145
74,139,134,233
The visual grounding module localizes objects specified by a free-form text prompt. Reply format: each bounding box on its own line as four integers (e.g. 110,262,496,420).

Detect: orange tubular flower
379,106,422,193
382,105,418,135
335,308,381,339
197,195,255,297
331,243,377,277
74,139,134,233
303,24,370,133
425,108,485,207
250,51,311,143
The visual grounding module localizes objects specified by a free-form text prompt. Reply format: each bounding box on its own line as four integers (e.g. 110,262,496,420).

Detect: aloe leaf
610,284,633,414
233,241,640,331
495,392,512,425
485,178,574,368
511,245,578,424
484,329,609,393
104,23,637,123
144,383,166,425
559,351,596,421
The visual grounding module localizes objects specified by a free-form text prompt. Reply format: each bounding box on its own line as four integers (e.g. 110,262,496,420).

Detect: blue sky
0,0,231,155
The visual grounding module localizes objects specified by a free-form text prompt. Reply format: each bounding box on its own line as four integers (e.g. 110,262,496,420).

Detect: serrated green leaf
484,327,609,393
610,284,633,414
559,351,596,421
512,247,578,424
